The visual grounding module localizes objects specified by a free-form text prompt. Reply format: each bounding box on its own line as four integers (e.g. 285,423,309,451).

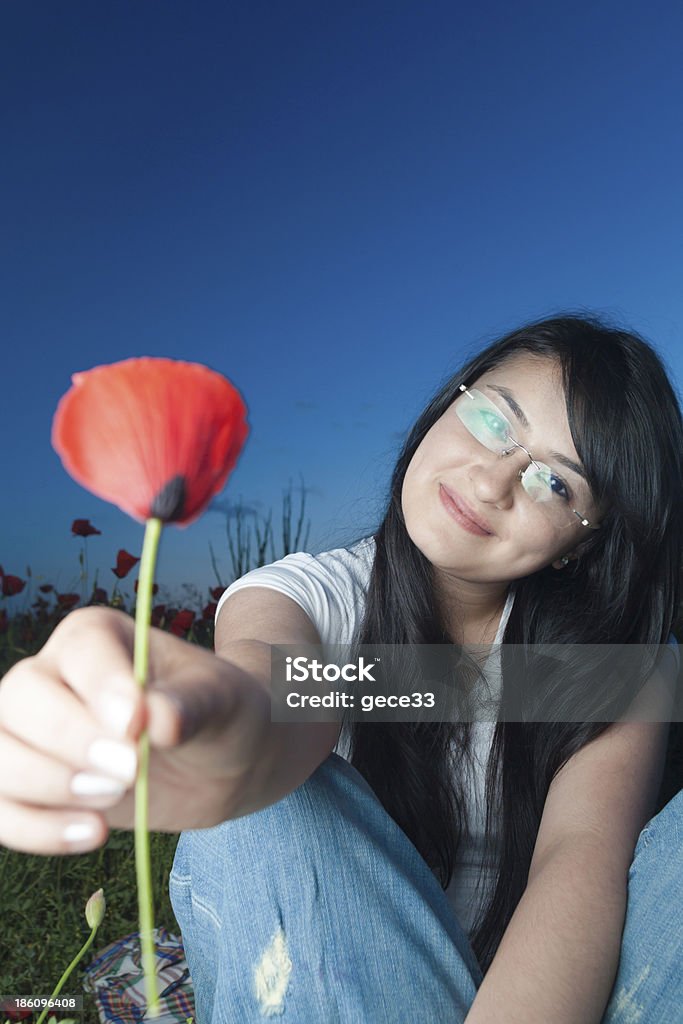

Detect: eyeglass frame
456,384,600,531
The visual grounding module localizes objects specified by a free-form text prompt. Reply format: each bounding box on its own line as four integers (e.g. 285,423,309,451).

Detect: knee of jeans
171,754,354,902
166,753,356,1007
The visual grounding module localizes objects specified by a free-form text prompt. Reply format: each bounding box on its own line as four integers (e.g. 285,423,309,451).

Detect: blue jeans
169,753,683,1023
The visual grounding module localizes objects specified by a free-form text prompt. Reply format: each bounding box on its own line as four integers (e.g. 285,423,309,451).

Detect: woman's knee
171,754,376,917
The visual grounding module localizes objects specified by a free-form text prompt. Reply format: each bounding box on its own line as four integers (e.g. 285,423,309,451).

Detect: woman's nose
470,449,526,508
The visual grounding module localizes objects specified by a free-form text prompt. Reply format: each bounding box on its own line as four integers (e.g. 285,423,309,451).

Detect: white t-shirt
215,536,515,937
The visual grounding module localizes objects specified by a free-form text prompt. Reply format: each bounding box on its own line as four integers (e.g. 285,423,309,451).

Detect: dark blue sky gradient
4,1,683,607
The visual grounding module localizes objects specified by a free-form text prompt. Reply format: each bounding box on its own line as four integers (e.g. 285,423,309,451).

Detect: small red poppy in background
209,586,224,601
39,583,54,593
52,358,249,526
2,574,26,597
134,579,158,596
57,593,80,611
112,549,140,579
202,601,217,620
169,609,195,637
72,518,102,537
90,587,109,604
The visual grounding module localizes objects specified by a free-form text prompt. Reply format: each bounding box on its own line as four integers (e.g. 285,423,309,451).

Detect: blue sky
4,0,683,609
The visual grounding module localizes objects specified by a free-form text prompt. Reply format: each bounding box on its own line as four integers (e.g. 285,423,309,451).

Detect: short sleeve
214,537,375,650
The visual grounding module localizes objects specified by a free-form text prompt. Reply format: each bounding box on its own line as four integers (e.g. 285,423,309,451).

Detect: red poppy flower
91,587,109,603
202,601,217,620
112,549,140,579
57,593,80,610
39,583,54,593
52,358,249,526
2,574,26,597
210,586,224,601
134,580,158,596
169,609,195,636
72,518,102,537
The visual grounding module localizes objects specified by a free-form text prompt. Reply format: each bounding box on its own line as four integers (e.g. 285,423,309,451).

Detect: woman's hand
0,606,269,855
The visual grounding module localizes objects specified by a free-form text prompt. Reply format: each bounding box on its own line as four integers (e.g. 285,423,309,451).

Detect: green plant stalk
35,926,98,1024
133,516,163,1018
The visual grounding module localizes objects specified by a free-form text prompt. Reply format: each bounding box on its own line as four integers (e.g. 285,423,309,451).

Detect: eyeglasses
454,384,600,532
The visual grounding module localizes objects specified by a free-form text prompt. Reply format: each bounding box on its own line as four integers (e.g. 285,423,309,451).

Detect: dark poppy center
151,474,187,522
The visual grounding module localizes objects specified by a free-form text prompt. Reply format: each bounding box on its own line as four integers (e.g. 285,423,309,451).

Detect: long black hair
345,313,683,974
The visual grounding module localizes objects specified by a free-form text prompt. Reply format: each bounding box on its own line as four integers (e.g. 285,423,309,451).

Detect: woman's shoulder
214,536,376,644
312,535,376,580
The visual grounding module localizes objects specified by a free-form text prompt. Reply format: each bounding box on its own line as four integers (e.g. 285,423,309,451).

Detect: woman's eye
550,474,571,502
479,410,508,440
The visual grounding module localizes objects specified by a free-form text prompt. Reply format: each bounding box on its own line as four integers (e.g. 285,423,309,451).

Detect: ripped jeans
169,753,683,1023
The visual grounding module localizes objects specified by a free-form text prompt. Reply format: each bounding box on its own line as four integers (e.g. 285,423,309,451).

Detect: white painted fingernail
87,739,137,783
71,772,127,797
97,692,135,737
64,822,97,844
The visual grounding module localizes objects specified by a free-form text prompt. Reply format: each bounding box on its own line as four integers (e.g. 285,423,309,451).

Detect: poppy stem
133,515,163,1018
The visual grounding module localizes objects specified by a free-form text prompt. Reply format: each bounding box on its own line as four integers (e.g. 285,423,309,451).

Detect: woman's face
401,353,603,588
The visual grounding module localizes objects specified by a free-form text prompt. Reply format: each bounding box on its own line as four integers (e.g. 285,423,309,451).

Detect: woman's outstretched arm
0,590,340,854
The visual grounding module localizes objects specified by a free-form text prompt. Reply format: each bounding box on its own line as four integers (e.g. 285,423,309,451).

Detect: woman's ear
552,533,599,569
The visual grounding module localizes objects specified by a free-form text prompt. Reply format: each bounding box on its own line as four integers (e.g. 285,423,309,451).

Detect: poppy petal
2,575,26,597
113,549,140,578
169,608,195,636
72,518,102,537
52,358,249,525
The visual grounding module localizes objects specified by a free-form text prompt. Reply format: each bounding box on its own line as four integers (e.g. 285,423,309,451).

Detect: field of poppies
0,517,221,679
0,486,311,1023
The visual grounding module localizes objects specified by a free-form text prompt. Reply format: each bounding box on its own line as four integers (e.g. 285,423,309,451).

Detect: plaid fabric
82,927,195,1023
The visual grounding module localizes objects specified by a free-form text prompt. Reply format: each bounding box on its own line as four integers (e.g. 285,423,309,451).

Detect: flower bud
85,887,106,930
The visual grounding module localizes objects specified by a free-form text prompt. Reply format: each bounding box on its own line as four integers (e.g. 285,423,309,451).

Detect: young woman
0,314,680,1023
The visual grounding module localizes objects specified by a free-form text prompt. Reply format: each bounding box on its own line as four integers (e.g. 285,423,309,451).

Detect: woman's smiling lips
439,484,495,536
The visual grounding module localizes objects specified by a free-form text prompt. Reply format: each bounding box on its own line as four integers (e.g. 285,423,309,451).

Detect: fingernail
71,772,127,798
97,692,136,738
64,821,97,845
87,738,137,783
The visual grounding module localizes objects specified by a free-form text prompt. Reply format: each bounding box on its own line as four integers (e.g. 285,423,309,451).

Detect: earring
560,555,569,566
